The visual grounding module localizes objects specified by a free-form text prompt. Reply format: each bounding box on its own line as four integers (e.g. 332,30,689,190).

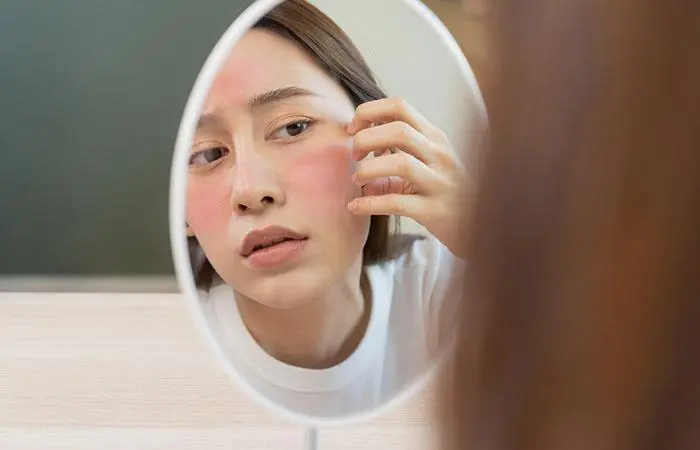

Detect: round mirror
170,0,486,426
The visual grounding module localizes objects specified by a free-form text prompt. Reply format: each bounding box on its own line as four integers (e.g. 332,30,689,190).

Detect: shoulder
389,233,466,277
374,233,467,311
387,234,466,347
197,280,235,322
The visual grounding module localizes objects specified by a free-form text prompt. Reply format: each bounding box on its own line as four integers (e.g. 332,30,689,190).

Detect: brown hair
443,0,700,449
189,0,395,289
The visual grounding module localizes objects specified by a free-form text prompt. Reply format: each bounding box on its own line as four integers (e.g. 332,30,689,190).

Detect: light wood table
1,292,440,449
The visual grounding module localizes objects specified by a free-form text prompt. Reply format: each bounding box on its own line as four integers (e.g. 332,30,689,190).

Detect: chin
236,267,338,311
251,292,315,310
244,284,324,311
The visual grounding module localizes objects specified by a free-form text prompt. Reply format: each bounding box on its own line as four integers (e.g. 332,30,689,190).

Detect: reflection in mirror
173,0,486,424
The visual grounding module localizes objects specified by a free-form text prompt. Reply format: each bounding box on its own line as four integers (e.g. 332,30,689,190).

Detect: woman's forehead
203,29,335,111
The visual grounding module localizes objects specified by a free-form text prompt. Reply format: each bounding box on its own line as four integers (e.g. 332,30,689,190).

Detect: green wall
0,1,253,275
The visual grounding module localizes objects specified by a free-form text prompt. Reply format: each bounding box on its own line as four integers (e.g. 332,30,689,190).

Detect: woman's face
186,29,370,308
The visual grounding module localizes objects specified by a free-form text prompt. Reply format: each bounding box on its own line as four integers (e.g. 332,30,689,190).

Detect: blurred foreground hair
444,0,700,449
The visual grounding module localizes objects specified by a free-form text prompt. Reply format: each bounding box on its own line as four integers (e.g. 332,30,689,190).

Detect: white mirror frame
169,0,486,427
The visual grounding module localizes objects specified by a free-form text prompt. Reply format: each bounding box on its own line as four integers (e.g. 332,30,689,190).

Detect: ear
185,223,195,237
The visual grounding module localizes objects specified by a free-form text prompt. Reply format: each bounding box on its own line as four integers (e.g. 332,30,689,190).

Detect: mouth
240,226,309,258
245,236,308,257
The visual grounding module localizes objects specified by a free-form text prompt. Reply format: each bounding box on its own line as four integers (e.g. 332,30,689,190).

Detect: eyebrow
196,86,319,132
247,86,319,109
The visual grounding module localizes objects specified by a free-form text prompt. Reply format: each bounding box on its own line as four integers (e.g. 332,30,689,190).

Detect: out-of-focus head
443,0,700,449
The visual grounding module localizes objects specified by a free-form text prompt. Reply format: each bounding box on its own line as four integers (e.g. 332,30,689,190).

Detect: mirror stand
304,427,318,450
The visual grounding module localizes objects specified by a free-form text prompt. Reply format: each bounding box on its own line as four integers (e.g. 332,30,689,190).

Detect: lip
240,225,308,258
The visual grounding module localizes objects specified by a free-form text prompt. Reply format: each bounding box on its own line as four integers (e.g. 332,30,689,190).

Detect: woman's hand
346,97,472,258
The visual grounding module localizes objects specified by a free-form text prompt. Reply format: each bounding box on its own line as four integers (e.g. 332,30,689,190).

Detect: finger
353,151,441,194
352,121,439,164
348,193,427,219
347,97,435,136
361,176,408,197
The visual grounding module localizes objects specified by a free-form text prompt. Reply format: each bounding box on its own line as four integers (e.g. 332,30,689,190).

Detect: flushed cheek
287,144,360,214
185,181,231,236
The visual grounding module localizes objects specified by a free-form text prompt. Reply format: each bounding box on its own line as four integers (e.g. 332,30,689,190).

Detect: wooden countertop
0,292,440,450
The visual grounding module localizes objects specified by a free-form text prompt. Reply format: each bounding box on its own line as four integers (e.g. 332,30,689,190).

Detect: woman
184,0,471,418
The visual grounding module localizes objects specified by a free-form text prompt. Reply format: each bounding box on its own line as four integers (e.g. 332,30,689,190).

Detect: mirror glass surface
171,0,486,425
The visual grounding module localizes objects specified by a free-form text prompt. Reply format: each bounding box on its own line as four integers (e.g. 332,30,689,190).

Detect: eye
270,119,315,140
189,146,229,167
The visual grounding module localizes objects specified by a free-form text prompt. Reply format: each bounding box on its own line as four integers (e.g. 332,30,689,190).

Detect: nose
229,150,284,215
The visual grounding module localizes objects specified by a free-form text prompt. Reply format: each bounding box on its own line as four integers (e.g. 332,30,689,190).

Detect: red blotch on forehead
204,30,299,111
205,56,265,110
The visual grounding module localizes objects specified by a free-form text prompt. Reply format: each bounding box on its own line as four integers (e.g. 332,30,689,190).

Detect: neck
235,261,372,369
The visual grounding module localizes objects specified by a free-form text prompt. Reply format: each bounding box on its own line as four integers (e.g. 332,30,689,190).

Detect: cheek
287,143,359,213
185,177,230,235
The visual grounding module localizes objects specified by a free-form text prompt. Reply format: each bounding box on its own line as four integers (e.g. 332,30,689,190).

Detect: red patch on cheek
288,143,359,210
185,181,231,234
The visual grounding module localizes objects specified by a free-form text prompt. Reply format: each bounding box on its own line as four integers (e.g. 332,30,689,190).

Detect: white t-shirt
197,234,465,419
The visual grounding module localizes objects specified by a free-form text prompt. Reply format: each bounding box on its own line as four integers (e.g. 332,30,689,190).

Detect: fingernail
347,200,358,211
